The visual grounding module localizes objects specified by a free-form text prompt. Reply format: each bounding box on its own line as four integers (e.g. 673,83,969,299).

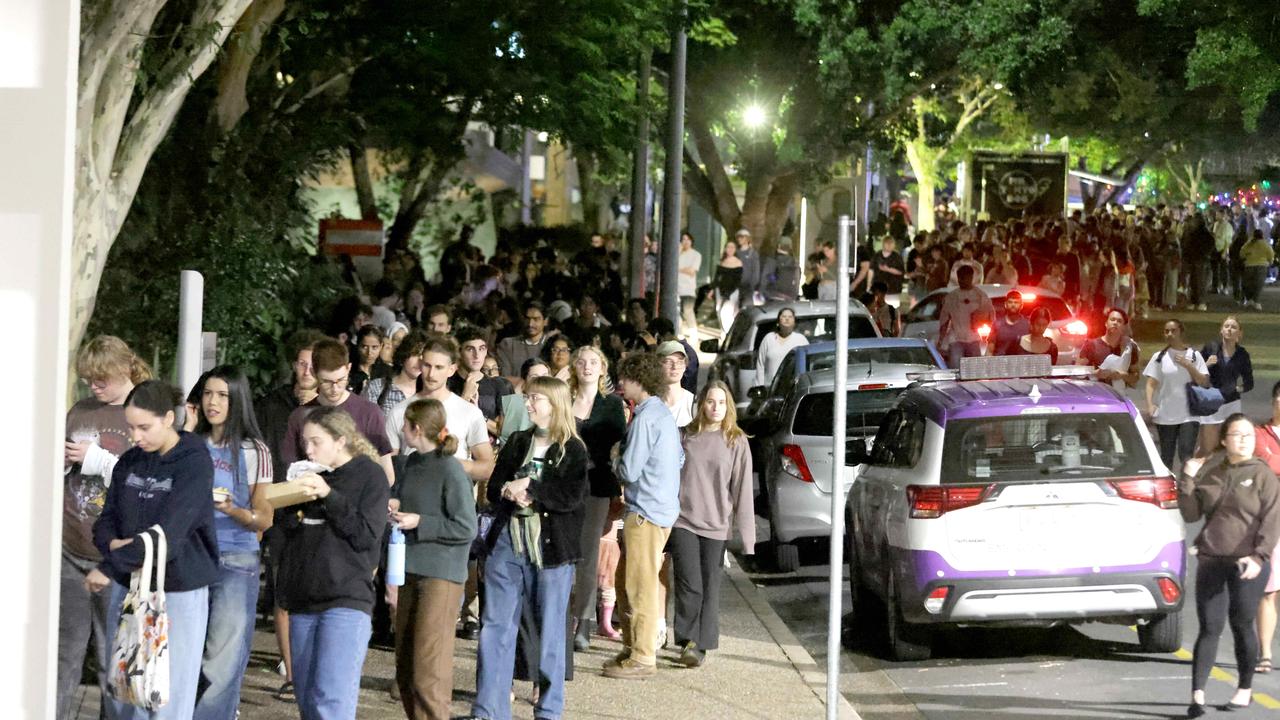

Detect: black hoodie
93,431,219,592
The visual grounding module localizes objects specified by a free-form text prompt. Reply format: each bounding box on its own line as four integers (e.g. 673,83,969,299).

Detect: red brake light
908,485,990,518
1020,292,1038,302
924,586,950,614
976,324,992,340
1064,320,1089,336
1157,577,1181,604
780,444,814,483
856,383,888,390
1110,476,1178,509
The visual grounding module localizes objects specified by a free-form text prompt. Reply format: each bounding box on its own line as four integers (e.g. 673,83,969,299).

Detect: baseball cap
655,340,687,358
735,228,752,237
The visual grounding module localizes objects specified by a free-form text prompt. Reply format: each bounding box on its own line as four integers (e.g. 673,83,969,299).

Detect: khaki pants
621,511,672,665
396,576,465,720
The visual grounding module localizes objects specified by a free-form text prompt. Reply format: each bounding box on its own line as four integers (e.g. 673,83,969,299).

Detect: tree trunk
903,138,937,232
211,0,287,134
349,143,379,220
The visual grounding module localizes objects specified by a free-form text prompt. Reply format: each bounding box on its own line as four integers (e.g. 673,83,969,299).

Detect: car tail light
976,323,992,340
908,485,991,519
924,586,950,614
780,444,814,483
1020,292,1037,302
856,383,888,390
1063,320,1089,336
1110,476,1178,509
1157,577,1181,604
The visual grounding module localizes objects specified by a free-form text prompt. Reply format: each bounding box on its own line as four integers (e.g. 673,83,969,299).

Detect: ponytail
404,398,457,457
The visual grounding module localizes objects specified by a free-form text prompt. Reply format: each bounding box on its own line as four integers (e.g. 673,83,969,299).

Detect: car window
792,388,906,437
1021,294,1073,321
897,413,927,467
724,314,753,352
940,412,1153,483
904,295,943,323
806,346,940,373
869,409,903,465
770,352,798,397
753,315,879,354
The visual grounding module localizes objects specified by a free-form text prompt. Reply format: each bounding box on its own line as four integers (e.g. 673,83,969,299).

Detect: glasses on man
317,374,349,390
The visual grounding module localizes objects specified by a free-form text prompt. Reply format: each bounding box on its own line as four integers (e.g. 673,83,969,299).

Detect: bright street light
742,104,767,129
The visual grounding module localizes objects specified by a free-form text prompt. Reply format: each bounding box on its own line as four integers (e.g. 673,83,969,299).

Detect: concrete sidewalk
73,561,859,719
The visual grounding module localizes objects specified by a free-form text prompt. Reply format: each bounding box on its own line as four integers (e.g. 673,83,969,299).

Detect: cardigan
483,428,588,567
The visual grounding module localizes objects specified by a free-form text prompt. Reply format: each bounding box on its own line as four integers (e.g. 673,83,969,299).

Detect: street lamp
742,104,767,129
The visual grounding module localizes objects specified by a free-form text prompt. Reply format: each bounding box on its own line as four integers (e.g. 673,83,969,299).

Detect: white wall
0,0,77,716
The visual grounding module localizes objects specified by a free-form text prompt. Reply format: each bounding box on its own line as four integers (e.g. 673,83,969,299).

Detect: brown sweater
674,431,755,554
1179,454,1280,563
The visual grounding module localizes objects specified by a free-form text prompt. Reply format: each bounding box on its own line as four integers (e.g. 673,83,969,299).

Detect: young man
648,317,698,394
447,326,514,437
991,290,1029,356
867,281,900,338
677,232,702,338
656,341,696,428
938,265,995,368
874,235,906,297
605,353,683,680
494,302,549,384
735,228,761,304
755,307,808,389
425,304,453,336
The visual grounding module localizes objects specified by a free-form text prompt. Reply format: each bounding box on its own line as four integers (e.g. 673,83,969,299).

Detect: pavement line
725,562,863,719
1169,647,1280,709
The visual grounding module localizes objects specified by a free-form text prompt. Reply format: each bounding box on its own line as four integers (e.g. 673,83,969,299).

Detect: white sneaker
657,620,668,649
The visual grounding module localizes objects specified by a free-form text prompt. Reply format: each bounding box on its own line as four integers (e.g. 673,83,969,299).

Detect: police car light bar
907,357,1100,383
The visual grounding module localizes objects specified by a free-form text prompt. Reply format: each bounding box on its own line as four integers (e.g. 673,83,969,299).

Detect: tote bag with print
107,525,170,709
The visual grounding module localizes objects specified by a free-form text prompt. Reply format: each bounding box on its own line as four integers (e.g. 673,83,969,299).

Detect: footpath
73,562,860,719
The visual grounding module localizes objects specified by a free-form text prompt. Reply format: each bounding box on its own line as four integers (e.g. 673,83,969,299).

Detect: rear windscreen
753,315,879,353
792,388,905,437
805,346,938,373
1026,295,1072,321
940,412,1153,483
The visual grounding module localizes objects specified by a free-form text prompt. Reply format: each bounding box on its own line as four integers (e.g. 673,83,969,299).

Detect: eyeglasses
551,346,571,354
292,360,313,372
80,377,111,389
661,357,687,367
317,374,349,390
526,393,548,404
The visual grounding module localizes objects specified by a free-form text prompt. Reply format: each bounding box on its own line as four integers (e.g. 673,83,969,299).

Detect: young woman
88,380,219,720
380,321,410,366
276,407,390,719
715,240,744,331
670,381,754,668
1180,414,1280,716
1110,248,1137,315
351,324,391,396
1076,307,1141,389
1241,229,1275,310
1143,319,1211,471
193,366,274,720
392,399,477,720
1255,382,1280,675
1008,306,1058,363
498,358,551,444
57,337,151,720
544,335,574,382
1197,316,1254,456
365,329,429,418
567,346,628,650
472,376,588,720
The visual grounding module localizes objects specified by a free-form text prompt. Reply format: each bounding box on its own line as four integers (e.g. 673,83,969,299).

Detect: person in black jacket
1197,315,1254,456
276,406,390,720
89,380,218,720
470,376,588,720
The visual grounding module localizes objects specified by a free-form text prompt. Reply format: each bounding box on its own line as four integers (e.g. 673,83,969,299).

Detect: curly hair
77,335,153,384
616,352,666,397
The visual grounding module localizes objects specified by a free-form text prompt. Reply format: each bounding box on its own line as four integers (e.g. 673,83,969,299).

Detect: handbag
107,526,170,710
1187,382,1225,417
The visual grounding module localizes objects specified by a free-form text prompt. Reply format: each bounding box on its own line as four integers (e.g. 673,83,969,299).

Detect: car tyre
886,572,932,662
1137,610,1182,653
844,513,873,620
766,485,801,573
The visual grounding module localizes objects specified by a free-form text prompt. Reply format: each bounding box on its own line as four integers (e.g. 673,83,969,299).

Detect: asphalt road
743,372,1280,720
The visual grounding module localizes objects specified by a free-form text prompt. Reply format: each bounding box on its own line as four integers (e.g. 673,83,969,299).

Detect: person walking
938,265,994,368
1077,307,1142,389
364,329,428,418
1196,316,1254,456
87,380,219,720
1241,229,1275,310
1180,414,1280,716
57,336,151,720
1005,306,1058,364
1143,319,1211,471
471,376,588,720
276,406,390,720
392,398,478,720
735,229,762,306
1253,382,1280,676
755,308,809,389
678,232,703,338
193,366,274,720
714,240,744,332
669,381,754,668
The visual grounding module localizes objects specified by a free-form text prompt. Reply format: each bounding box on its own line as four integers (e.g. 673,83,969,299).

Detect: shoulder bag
107,525,170,710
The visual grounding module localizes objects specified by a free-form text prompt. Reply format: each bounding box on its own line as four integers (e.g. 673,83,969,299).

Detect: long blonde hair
526,376,581,449
686,380,746,446
303,406,380,463
568,345,610,398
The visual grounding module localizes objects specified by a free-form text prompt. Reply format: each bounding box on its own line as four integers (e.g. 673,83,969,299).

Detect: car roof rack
905,355,1096,383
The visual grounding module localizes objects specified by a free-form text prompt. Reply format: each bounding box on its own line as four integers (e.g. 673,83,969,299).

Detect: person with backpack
1143,319,1212,471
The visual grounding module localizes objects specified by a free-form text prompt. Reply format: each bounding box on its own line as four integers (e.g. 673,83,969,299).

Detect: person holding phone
1180,414,1280,716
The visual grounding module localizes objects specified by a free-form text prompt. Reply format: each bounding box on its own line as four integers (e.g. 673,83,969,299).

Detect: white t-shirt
678,248,702,297
1142,347,1209,426
386,391,488,459
756,331,809,388
666,387,696,428
938,287,994,345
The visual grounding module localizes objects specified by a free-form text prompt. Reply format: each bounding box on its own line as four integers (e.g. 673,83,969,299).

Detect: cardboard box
263,481,314,509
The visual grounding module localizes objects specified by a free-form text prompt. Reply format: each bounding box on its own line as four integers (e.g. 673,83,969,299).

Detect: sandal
1257,658,1273,674
275,681,295,702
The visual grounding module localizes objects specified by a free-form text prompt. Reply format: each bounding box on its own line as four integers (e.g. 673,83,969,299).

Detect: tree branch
350,142,379,220
211,0,287,134
685,102,741,229
682,145,718,218
85,1,167,178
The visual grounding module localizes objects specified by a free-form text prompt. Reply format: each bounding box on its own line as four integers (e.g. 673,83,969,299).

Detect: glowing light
742,104,767,129
992,82,1004,90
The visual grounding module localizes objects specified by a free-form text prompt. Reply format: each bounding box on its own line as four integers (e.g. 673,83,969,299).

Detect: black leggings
670,528,727,650
1192,556,1271,692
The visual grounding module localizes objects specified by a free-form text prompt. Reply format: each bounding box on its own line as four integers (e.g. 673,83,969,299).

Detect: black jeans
1156,421,1199,471
1193,556,1270,692
669,528,727,650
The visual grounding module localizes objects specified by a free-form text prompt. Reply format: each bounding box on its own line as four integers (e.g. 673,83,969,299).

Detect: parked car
900,285,1089,365
845,357,1184,661
701,300,881,411
757,354,930,573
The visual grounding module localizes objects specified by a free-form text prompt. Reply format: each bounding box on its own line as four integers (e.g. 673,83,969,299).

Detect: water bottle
386,526,405,586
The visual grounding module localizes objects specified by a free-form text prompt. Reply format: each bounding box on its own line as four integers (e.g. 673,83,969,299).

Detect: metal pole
827,215,851,718
176,270,204,396
627,50,652,299
659,5,686,325
520,130,534,226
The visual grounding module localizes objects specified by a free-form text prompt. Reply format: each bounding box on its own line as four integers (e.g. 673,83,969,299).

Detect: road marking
899,682,1009,690
1128,625,1280,709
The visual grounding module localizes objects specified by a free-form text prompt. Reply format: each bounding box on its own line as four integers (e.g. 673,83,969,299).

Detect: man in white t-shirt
938,265,994,368
657,341,696,427
678,232,702,340
755,307,809,389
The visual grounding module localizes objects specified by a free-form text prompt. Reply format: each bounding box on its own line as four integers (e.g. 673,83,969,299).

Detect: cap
778,236,793,251
655,340,687,358
735,228,752,237
1005,290,1024,301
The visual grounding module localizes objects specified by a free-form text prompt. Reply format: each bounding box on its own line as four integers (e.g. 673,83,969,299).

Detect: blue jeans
473,528,575,720
194,551,260,720
290,607,372,720
946,340,981,369
105,582,209,720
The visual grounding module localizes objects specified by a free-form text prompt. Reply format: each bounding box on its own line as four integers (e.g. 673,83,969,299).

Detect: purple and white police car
846,356,1184,660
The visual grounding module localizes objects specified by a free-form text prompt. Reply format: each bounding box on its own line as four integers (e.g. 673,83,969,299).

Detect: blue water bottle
386,526,406,586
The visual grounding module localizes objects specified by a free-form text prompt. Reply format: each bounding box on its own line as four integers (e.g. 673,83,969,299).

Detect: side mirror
700,338,720,353
747,386,768,401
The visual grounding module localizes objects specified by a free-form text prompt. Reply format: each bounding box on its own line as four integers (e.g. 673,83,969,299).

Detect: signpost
826,215,851,718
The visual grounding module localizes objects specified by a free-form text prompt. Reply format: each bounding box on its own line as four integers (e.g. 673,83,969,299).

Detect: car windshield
792,388,905,437
940,412,1153,483
805,346,938,373
753,315,878,354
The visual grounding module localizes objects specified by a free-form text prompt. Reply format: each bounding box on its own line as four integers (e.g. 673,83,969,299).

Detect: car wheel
845,510,873,620
766,480,800,573
1137,610,1182,653
886,571,932,661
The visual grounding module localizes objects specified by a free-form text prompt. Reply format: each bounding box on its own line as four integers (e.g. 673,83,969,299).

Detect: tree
73,0,256,354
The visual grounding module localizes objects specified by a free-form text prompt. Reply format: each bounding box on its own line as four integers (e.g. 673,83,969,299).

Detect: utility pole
659,1,687,325
627,50,652,299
